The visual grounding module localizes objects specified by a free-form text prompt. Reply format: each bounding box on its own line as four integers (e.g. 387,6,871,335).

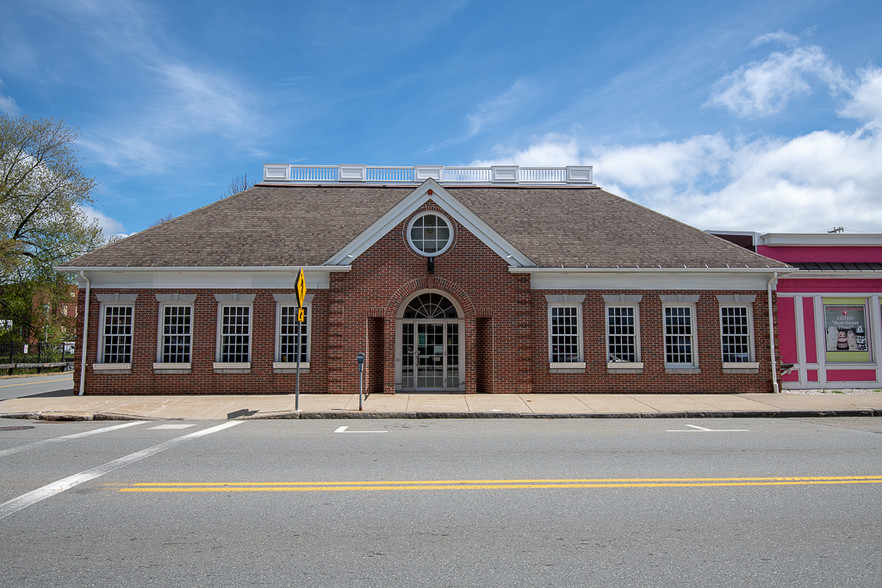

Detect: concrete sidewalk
1,391,881,421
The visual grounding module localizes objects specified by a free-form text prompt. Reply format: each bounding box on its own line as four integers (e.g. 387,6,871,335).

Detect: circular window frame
406,212,454,257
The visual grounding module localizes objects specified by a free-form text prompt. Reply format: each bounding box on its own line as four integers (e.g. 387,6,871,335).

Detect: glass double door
401,321,460,391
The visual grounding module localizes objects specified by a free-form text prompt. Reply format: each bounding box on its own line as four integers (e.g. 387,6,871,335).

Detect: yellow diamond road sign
296,268,307,309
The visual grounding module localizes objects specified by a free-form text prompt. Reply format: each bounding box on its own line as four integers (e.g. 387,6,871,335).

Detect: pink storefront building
757,233,882,390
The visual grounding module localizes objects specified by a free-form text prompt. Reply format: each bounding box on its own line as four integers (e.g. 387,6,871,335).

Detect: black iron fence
0,341,75,374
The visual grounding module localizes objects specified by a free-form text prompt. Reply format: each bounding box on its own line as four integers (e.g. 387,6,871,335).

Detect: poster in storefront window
824,304,869,362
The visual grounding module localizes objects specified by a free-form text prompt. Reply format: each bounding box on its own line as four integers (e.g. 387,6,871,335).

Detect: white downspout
78,271,90,396
767,271,779,393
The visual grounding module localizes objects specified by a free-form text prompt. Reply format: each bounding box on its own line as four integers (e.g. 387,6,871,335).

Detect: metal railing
0,341,75,374
263,164,594,185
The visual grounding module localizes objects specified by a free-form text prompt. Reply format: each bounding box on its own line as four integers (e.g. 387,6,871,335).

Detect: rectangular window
549,305,582,363
664,305,696,366
101,305,133,364
218,305,251,363
823,298,870,363
277,304,309,363
607,306,639,363
720,306,752,363
160,305,192,363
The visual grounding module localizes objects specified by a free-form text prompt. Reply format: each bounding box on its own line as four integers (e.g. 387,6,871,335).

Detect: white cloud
708,45,847,118
82,205,126,237
472,64,882,234
675,128,882,232
79,134,168,173
593,135,732,189
151,62,255,136
0,80,20,115
41,1,259,173
471,133,582,167
466,80,537,138
469,39,882,235
839,67,882,128
749,31,801,49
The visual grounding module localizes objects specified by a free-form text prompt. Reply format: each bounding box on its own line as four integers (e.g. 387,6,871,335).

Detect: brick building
58,164,789,395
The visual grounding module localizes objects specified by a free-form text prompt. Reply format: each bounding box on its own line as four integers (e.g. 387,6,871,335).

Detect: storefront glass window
823,298,870,363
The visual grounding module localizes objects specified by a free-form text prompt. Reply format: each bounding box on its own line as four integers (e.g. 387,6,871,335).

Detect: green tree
1,113,104,345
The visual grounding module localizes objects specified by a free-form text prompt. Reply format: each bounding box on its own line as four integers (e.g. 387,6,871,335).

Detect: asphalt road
0,373,73,400
1,417,880,586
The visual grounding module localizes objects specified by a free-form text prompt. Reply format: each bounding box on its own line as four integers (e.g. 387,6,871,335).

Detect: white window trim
273,301,312,371
547,295,585,369
406,211,454,257
97,301,135,369
214,297,253,370
662,302,699,370
155,302,194,366
605,298,642,370
718,298,757,372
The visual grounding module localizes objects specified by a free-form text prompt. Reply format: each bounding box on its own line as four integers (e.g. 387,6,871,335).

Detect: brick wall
72,200,776,395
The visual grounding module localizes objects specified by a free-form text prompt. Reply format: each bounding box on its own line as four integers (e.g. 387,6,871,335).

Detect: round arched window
403,293,458,319
407,212,452,257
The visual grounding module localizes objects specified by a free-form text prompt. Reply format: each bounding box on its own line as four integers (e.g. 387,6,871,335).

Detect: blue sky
2,0,881,237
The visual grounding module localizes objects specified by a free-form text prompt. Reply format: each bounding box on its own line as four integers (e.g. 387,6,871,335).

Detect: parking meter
356,353,365,410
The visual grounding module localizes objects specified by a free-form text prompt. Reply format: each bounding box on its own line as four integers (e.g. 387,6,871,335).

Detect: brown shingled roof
61,183,788,270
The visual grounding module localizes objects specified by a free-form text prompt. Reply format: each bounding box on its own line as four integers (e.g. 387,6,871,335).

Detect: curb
248,409,882,419
2,409,881,421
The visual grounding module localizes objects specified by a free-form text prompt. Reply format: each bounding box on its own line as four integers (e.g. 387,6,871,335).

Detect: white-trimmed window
159,305,192,363
547,295,585,368
214,294,254,369
94,293,137,371
720,306,751,362
662,296,699,369
100,304,134,364
717,295,757,371
407,212,453,256
276,305,310,364
605,295,642,365
154,294,196,372
219,305,250,362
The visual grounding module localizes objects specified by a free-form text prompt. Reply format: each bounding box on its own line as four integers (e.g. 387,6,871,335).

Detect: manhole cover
0,426,35,431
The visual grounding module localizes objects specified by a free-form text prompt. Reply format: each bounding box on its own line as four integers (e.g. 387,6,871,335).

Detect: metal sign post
295,268,307,412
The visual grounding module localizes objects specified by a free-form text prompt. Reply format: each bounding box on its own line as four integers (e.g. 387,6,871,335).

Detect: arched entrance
396,292,465,392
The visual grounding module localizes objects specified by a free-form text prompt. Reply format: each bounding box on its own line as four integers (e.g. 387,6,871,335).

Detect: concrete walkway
1,391,881,421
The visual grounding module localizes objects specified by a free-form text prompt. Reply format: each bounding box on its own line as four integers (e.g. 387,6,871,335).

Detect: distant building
58,164,788,395
711,231,882,390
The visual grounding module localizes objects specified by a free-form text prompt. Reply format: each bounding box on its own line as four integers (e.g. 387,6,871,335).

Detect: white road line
0,420,243,521
334,426,388,434
0,421,148,458
150,424,195,430
667,424,749,432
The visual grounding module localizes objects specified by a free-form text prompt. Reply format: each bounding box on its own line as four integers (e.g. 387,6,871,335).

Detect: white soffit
520,269,780,291
61,267,344,290
325,178,534,267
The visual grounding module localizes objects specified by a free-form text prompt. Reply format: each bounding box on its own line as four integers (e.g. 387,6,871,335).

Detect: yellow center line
120,476,882,493
0,377,71,389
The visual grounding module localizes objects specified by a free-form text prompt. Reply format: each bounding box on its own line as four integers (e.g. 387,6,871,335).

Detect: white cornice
509,267,791,274
56,266,351,273
56,266,348,290
511,267,793,291
782,270,882,278
759,233,882,247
